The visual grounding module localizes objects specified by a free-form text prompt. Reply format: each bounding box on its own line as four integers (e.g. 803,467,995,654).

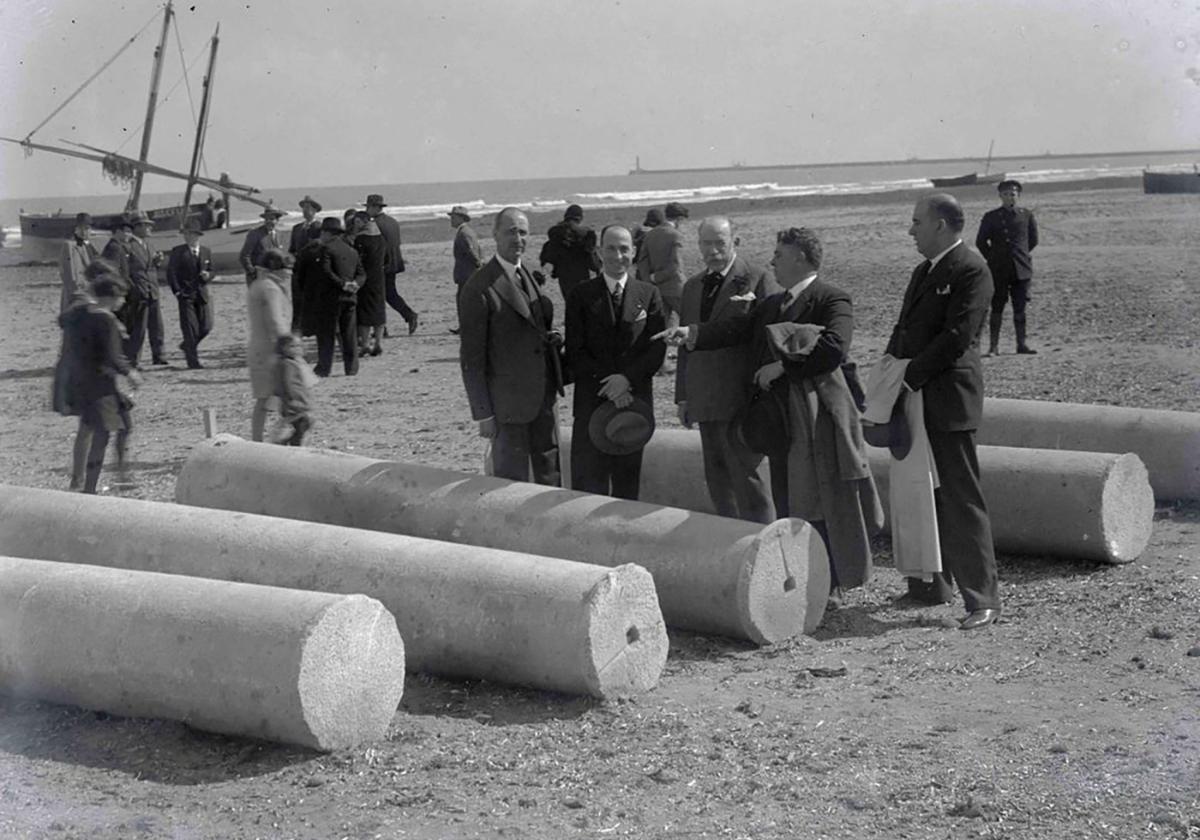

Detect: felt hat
74,212,92,225
126,210,155,228
664,201,689,220
642,208,664,227
260,205,285,219
448,205,472,220
319,216,345,234
180,218,205,235
588,397,655,456
365,194,386,207
730,387,791,457
564,204,584,221
299,195,323,212
862,393,912,460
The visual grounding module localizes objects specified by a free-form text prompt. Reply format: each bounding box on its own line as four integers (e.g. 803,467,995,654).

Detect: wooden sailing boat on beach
929,140,1005,188
3,1,271,269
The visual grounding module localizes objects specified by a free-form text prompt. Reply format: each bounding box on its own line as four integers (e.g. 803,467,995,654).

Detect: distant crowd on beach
51,180,1040,631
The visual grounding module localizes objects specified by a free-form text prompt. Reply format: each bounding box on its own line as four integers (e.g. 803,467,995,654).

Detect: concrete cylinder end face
1098,453,1155,563
733,519,829,645
581,565,668,698
296,595,406,751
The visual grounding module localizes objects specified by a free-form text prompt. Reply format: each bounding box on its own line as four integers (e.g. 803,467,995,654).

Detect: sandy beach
0,181,1197,838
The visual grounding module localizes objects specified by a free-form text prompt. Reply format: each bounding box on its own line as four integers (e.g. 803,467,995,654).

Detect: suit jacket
675,255,780,422
565,275,666,418
459,257,560,424
635,224,686,294
166,244,214,301
239,225,283,276
60,237,97,313
452,223,483,287
886,242,992,432
374,212,406,276
288,220,321,255
975,206,1038,282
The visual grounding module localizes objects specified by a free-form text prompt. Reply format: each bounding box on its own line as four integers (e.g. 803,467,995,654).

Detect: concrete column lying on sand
175,435,831,644
0,485,666,700
587,427,1153,564
0,555,404,751
979,396,1200,501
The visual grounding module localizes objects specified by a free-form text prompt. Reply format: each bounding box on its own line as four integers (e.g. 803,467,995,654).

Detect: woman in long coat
352,210,387,356
246,249,293,441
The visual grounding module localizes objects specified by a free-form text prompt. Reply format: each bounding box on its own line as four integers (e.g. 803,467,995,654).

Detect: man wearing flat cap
449,205,483,333
60,212,97,313
365,194,420,336
976,179,1039,355
539,204,598,303
167,219,215,369
239,205,285,283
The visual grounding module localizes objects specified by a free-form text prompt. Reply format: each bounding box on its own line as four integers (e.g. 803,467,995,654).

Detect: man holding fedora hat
364,194,420,336
449,205,482,334
167,219,215,369
459,207,564,485
239,205,285,283
60,212,97,313
565,224,666,500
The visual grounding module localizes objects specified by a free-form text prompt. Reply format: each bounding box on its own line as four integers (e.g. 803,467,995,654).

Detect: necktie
610,283,623,319
700,272,724,321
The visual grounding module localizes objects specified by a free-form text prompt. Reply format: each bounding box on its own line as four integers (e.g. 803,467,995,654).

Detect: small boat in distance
1143,167,1200,194
930,140,1004,188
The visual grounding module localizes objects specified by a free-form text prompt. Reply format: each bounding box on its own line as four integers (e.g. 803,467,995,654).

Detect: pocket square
729,291,756,302
936,285,951,295
634,309,647,321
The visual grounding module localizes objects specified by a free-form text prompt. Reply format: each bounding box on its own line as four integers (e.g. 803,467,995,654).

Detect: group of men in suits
101,211,166,368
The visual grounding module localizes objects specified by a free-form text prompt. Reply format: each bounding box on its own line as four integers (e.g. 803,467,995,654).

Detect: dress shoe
370,343,382,357
406,313,420,335
827,586,845,609
151,356,168,366
1016,345,1038,355
959,608,1000,630
187,361,204,370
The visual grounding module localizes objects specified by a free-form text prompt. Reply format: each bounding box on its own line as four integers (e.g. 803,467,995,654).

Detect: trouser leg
123,299,148,366
609,449,644,501
83,425,110,494
147,295,165,359
385,273,416,322
315,327,334,375
178,298,201,365
699,420,774,523
70,418,93,490
767,449,790,519
1011,280,1033,351
339,304,358,375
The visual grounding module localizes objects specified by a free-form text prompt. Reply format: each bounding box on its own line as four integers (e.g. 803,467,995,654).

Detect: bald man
565,225,666,499
675,216,779,522
887,193,1000,630
459,207,563,485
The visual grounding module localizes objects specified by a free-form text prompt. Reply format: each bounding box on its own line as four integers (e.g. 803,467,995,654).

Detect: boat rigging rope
112,41,208,156
21,7,162,146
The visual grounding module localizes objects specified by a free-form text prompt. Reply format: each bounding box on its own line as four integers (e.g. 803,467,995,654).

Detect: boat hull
929,172,1006,188
1143,171,1200,194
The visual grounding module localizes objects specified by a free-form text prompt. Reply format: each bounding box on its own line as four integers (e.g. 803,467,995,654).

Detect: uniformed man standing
975,179,1039,355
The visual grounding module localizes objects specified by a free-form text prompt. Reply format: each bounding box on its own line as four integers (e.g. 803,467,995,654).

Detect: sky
0,0,1196,199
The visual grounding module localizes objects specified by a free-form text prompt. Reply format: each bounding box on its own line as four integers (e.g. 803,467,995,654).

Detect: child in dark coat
55,265,141,492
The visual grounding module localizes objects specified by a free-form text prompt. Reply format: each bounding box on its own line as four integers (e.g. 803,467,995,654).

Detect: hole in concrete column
626,626,640,644
783,576,797,592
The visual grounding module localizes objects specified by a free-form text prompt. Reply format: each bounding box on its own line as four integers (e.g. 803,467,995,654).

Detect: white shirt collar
495,253,522,281
604,272,628,295
784,273,818,307
709,254,737,279
928,239,962,271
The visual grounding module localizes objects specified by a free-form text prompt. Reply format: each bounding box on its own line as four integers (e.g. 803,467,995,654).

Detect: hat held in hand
589,397,655,456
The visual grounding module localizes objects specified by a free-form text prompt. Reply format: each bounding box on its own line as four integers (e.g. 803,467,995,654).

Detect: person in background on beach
448,205,483,335
104,212,161,368
288,196,323,330
885,193,1000,630
539,204,599,304
636,201,689,329
55,262,140,493
565,224,666,500
239,205,285,283
309,216,364,378
131,212,167,367
673,216,779,523
60,212,97,313
656,226,879,607
976,179,1039,355
200,195,217,230
459,207,564,485
166,219,214,370
366,194,420,337
247,249,296,441
351,209,388,357
633,208,663,283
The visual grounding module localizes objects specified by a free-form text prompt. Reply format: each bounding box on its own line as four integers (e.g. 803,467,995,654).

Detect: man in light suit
675,216,778,523
459,207,563,485
60,212,97,312
565,225,666,499
887,193,1000,630
239,206,285,283
449,205,483,334
166,218,215,369
635,201,689,327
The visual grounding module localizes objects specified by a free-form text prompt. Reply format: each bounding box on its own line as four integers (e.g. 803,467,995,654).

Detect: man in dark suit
365,193,420,336
539,204,598,303
459,207,563,485
104,212,161,368
449,205,483,334
674,216,778,522
975,179,1039,355
888,193,1000,630
130,212,166,366
308,217,364,377
166,219,214,369
289,195,323,256
239,206,285,283
565,225,666,499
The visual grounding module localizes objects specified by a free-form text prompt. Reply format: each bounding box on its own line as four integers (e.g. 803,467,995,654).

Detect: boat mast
983,139,995,176
127,0,174,212
180,24,220,224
